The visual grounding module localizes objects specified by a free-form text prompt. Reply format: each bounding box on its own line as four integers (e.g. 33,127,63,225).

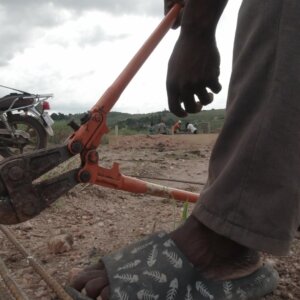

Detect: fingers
167,79,222,116
196,79,221,106
207,80,222,94
168,88,215,116
167,85,187,117
181,89,202,114
164,0,185,14
164,0,185,29
100,286,110,300
196,88,214,106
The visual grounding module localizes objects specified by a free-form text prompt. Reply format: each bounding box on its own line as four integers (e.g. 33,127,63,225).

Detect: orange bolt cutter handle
67,3,199,203
67,4,183,154
78,159,199,203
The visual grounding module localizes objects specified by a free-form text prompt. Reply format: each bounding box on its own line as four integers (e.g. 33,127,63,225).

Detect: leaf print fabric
162,249,183,269
143,270,167,283
102,232,279,300
117,259,141,271
166,278,178,300
137,289,159,300
195,281,214,299
114,287,129,300
114,274,139,283
147,245,158,267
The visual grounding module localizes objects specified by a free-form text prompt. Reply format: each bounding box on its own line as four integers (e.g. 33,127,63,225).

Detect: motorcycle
0,85,54,157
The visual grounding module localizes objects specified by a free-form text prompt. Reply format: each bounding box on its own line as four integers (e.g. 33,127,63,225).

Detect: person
148,121,155,135
172,119,182,134
70,0,300,299
186,122,197,134
156,120,168,134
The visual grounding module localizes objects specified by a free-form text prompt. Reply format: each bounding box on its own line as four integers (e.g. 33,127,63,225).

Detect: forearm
181,0,229,35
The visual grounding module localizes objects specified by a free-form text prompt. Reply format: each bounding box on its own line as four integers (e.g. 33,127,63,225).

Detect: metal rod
0,225,73,300
122,175,200,202
0,281,15,300
130,175,206,186
0,255,28,300
92,4,182,113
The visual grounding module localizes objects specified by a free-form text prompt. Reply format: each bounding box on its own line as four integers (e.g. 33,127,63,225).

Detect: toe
70,269,107,291
84,261,105,271
85,276,109,299
100,286,110,300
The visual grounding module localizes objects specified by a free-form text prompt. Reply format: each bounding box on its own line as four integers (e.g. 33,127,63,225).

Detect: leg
194,0,300,256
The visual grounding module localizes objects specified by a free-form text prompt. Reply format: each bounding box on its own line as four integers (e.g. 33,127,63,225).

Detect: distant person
148,121,155,135
172,119,181,134
156,121,168,135
186,122,197,134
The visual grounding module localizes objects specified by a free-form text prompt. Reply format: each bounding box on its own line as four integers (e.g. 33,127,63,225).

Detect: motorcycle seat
0,93,34,111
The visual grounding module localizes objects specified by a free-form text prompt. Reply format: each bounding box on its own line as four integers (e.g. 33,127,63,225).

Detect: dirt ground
0,134,299,299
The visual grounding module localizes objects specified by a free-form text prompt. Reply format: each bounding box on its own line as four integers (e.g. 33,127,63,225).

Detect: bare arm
166,0,229,117
181,0,228,33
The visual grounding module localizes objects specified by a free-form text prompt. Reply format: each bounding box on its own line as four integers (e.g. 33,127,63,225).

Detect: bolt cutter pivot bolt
8,166,24,181
79,170,91,183
70,141,83,154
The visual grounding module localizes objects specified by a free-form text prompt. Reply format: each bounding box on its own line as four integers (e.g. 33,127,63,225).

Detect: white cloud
0,1,242,114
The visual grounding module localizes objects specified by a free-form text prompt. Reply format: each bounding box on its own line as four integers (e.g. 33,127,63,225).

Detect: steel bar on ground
0,281,15,300
130,175,205,186
0,225,73,300
0,256,28,300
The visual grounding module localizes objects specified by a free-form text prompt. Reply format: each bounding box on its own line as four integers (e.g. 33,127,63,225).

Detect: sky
0,0,243,115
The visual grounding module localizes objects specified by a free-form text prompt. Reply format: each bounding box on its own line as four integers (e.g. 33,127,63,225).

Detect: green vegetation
49,108,225,144
181,201,189,222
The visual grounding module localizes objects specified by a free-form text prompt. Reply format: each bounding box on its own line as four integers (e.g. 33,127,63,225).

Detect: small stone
47,233,73,254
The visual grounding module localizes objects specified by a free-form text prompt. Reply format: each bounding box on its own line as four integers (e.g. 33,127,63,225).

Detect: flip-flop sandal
67,232,279,300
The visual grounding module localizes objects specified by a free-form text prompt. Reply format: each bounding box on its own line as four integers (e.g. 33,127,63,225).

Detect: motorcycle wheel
0,114,48,157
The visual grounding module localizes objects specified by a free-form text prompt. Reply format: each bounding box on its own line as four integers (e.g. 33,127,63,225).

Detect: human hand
166,33,222,117
164,0,185,29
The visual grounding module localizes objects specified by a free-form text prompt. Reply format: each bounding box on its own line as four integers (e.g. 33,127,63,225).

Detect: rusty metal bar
121,175,200,202
0,255,28,300
0,281,15,300
129,174,206,186
67,4,182,152
0,225,73,300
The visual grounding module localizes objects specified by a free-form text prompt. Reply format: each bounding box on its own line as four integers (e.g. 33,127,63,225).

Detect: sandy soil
0,134,299,299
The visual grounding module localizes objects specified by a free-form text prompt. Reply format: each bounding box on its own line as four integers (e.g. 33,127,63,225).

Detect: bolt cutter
0,4,199,225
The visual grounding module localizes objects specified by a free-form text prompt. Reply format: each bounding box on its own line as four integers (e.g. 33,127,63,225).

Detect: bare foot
70,216,261,300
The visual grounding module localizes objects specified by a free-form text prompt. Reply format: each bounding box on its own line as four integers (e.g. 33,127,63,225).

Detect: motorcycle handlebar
24,93,53,99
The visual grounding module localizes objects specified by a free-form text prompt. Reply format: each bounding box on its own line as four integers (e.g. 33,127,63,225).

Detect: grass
48,120,111,145
181,201,189,222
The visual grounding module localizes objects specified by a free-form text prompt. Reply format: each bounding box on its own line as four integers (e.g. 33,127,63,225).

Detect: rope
0,225,73,300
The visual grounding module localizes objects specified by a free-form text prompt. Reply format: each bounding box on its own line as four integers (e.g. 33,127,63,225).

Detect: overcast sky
0,0,242,114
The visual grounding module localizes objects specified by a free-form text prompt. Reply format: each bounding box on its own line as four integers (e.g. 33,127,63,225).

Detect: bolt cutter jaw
0,145,76,224
0,194,18,225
